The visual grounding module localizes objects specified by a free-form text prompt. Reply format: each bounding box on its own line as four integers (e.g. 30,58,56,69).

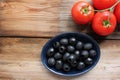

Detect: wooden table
0,0,120,80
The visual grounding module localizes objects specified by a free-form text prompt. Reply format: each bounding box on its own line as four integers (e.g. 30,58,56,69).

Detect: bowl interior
41,32,100,76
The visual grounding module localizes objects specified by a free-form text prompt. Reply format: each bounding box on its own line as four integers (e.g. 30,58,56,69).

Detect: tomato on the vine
92,0,118,10
92,11,117,36
71,1,94,25
114,3,120,23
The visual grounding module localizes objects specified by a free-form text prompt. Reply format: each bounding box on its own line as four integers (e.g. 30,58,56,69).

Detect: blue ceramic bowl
41,32,100,76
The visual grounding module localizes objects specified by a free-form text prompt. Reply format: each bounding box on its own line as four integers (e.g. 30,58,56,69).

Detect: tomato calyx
102,14,112,28
81,6,91,15
102,20,111,28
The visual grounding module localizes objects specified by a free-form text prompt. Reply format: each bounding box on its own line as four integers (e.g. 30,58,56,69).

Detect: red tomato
92,11,116,36
92,0,118,10
71,1,94,25
114,3,120,23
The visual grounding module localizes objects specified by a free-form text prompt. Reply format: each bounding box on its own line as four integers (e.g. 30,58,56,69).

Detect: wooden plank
0,0,61,37
0,0,120,39
0,38,120,80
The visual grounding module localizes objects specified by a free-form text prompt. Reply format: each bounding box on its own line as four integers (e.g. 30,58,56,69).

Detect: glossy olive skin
47,48,55,57
53,42,60,48
77,62,85,70
54,52,62,60
70,60,77,67
81,50,89,58
69,37,76,45
59,46,66,53
68,54,76,63
63,52,70,61
84,43,93,50
60,38,68,46
67,46,75,53
55,60,63,70
48,58,55,66
63,64,71,72
74,50,80,60
85,58,93,65
89,50,97,57
76,41,83,50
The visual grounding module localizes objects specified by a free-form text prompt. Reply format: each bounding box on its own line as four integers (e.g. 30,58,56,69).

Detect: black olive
47,48,55,57
63,64,71,72
76,41,83,50
55,60,63,70
60,38,68,46
53,41,60,48
85,58,93,65
63,52,70,61
67,45,75,53
68,54,76,63
81,50,89,58
84,43,93,50
74,50,80,60
54,52,62,60
77,62,85,70
48,58,55,66
69,37,76,45
59,46,66,53
89,50,97,57
70,60,77,67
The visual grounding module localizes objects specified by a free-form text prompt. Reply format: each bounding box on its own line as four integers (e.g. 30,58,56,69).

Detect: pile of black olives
46,37,97,72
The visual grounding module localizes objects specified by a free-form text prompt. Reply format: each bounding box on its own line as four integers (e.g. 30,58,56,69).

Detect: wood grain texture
0,0,120,39
0,0,61,37
0,38,120,80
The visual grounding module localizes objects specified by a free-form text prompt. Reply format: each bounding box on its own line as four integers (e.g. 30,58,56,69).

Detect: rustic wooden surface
0,0,120,80
0,0,120,39
0,38,120,80
0,0,61,37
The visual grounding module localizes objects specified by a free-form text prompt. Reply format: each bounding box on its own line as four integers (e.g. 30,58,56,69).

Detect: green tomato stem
102,20,111,28
81,6,89,14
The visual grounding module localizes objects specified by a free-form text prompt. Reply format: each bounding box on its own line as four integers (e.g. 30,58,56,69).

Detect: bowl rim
41,32,101,77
